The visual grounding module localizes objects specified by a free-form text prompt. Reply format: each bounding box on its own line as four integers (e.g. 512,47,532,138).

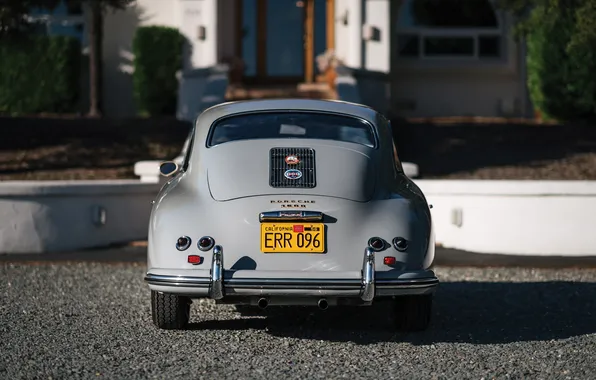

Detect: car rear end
145,100,438,330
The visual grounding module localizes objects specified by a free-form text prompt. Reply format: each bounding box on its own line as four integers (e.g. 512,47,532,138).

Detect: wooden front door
236,0,334,84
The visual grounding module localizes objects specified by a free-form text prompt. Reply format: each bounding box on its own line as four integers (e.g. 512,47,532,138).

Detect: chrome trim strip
376,278,439,286
144,273,438,290
259,210,323,222
361,247,375,301
210,245,224,299
144,274,211,287
226,278,360,290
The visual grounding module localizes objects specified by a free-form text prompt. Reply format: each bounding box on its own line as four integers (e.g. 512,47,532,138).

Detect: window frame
395,0,504,61
26,0,87,48
205,110,380,149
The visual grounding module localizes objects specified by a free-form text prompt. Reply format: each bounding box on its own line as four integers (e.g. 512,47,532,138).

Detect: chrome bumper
144,245,439,300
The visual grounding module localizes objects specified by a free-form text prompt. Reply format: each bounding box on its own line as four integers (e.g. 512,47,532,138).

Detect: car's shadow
188,281,596,345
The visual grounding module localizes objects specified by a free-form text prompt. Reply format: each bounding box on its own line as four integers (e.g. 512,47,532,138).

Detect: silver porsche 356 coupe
145,99,438,331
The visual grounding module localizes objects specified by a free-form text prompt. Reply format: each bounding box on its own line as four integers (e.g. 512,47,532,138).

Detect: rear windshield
207,111,376,148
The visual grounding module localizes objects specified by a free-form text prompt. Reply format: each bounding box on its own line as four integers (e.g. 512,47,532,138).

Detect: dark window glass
397,34,419,56
398,0,498,28
479,36,501,57
66,2,83,15
208,112,376,148
424,37,474,56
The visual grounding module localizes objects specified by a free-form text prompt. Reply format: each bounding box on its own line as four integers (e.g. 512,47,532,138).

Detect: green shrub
524,1,596,121
0,35,81,115
132,26,185,117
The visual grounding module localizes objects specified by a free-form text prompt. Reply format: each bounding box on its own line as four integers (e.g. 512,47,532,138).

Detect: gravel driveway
1,258,595,379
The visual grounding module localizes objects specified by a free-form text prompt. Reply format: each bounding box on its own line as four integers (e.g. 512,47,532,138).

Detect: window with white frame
396,0,503,60
27,0,86,47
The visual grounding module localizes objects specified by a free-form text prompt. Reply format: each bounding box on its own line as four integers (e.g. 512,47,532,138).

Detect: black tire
151,290,191,330
393,294,433,332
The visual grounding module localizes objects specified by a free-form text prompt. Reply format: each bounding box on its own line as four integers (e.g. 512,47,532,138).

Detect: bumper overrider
144,245,439,302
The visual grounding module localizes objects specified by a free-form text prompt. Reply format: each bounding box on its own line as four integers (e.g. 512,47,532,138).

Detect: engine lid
205,141,376,202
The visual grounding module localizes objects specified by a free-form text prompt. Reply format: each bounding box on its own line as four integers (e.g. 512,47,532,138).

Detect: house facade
38,0,533,119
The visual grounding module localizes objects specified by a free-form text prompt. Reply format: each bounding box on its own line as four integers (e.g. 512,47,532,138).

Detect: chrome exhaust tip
257,298,269,309
317,298,329,310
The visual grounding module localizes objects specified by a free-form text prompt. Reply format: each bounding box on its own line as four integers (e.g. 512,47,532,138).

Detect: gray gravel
1,261,595,380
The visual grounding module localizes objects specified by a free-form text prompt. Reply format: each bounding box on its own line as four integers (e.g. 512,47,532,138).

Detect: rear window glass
207,112,376,148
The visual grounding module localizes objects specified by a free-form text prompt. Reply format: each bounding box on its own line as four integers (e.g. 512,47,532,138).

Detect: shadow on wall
390,119,596,180
101,3,147,118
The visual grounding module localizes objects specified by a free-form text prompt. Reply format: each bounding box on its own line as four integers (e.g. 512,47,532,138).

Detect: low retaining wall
0,180,160,254
415,180,596,256
2,178,594,256
176,64,229,122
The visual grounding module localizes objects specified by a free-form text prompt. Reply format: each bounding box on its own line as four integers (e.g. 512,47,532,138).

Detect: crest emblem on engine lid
284,169,302,180
285,155,300,165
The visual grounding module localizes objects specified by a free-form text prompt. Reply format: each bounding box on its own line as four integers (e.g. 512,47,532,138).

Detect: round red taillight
368,237,384,251
393,237,408,251
176,236,191,251
197,236,215,251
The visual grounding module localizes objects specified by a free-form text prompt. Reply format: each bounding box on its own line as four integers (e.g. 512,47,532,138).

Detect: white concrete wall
0,181,160,254
415,180,596,256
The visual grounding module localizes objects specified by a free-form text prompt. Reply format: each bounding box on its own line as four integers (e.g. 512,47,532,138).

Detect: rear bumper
144,245,439,301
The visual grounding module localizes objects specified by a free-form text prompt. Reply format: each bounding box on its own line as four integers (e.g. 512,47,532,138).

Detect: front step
226,83,337,101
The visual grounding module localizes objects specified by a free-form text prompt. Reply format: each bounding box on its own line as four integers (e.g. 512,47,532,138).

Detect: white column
335,0,362,69
363,0,390,73
179,0,218,69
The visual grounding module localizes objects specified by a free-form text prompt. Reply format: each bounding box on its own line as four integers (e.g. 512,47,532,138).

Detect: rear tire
393,294,433,332
151,290,191,330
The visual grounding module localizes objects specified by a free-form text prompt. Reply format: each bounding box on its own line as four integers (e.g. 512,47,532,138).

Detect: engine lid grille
269,147,316,188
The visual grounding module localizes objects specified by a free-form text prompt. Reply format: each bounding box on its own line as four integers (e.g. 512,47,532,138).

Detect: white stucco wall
102,0,181,117
335,0,362,69
179,0,218,69
363,0,390,73
102,0,221,117
389,8,528,118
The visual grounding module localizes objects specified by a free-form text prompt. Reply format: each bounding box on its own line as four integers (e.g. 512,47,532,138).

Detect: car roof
197,98,382,126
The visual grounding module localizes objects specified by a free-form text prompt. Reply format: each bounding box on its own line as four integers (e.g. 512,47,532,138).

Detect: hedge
0,35,81,115
525,2,596,121
132,26,185,117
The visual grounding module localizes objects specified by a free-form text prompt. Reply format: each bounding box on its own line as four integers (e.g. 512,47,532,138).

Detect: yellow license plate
260,223,325,253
